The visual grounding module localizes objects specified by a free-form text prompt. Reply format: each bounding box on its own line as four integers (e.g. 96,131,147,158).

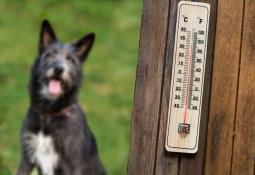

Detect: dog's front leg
16,157,33,175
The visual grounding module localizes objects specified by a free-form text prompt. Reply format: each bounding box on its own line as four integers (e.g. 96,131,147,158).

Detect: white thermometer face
165,1,210,153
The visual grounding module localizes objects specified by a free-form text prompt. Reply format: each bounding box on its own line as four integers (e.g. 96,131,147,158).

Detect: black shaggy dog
16,20,106,175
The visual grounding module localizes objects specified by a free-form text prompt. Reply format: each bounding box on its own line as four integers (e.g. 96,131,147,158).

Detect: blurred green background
0,0,142,174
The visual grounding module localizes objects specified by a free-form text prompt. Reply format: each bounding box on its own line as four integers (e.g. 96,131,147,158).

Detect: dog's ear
39,20,57,52
72,33,95,62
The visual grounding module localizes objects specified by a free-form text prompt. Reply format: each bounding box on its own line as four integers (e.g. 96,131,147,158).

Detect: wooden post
204,0,244,174
128,0,255,174
231,1,255,174
127,0,171,174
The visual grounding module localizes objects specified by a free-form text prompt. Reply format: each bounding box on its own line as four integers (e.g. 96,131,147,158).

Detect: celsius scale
165,1,210,153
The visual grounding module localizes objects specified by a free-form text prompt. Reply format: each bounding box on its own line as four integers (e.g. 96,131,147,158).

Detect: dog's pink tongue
48,79,61,95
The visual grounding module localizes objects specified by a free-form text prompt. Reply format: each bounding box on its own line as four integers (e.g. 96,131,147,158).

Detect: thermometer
165,1,210,153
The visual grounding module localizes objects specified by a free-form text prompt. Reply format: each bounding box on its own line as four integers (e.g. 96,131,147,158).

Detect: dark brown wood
204,0,244,174
154,1,180,174
127,0,171,174
231,0,255,174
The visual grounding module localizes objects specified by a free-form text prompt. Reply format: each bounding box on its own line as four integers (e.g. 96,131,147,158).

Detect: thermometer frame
165,1,211,154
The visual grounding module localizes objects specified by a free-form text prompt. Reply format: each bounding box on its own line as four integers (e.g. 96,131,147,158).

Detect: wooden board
231,0,255,174
204,0,244,174
127,0,171,174
154,0,181,174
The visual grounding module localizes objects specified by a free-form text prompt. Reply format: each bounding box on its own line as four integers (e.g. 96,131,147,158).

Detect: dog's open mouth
48,78,62,96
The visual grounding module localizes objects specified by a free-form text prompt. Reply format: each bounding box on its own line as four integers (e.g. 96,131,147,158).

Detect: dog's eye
66,55,76,63
45,52,55,58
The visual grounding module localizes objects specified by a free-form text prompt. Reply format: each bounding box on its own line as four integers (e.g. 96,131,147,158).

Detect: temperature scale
165,1,210,153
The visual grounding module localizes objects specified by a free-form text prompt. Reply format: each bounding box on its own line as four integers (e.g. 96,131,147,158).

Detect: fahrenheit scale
165,1,210,153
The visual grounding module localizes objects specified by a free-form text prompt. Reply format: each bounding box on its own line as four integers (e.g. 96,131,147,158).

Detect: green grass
0,1,142,174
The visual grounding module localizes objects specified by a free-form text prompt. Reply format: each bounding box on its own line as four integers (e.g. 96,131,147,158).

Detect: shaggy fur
16,20,106,175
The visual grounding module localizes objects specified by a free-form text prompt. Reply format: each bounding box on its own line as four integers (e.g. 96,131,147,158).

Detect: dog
16,20,106,175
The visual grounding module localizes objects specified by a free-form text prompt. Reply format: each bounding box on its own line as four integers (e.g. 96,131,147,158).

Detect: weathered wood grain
154,0,180,174
231,0,255,174
204,0,244,175
127,0,171,174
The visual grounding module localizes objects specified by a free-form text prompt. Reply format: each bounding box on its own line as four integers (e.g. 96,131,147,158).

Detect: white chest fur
24,132,59,175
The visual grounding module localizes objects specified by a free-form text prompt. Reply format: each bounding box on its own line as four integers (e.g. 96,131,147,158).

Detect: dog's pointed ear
72,33,95,62
39,20,57,52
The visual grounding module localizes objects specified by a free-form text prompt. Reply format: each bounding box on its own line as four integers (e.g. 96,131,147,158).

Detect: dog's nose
54,66,64,75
